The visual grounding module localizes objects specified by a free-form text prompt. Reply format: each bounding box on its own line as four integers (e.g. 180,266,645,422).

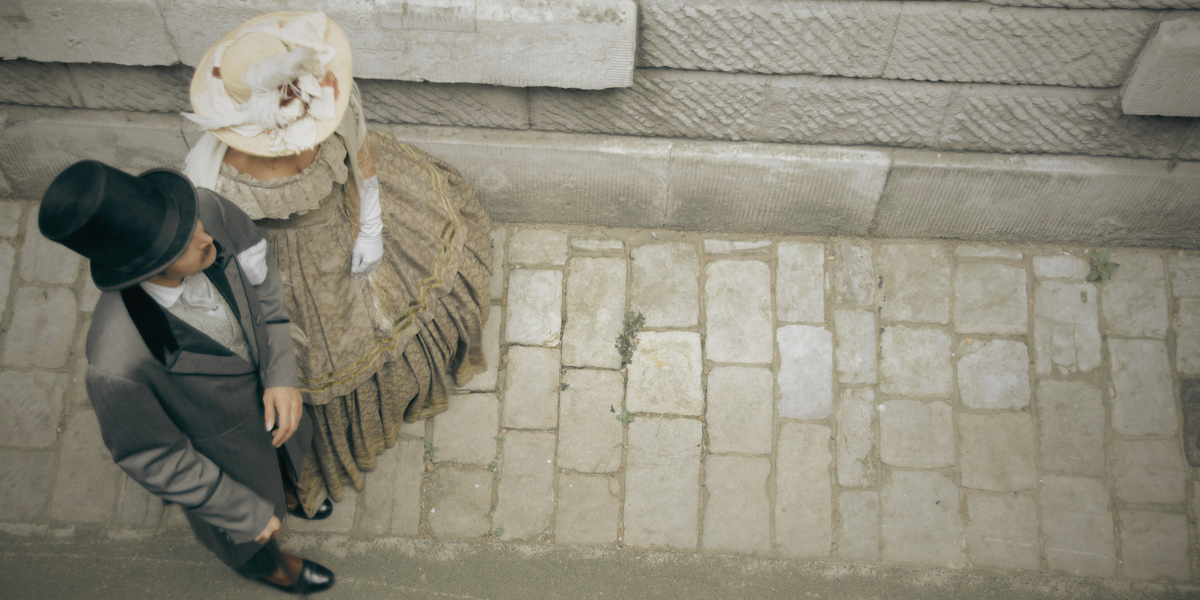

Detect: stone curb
2,106,1199,247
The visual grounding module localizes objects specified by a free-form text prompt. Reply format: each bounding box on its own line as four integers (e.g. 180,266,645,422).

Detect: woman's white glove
351,175,383,278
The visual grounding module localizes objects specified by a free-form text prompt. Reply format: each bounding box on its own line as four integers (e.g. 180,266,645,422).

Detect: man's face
159,221,217,281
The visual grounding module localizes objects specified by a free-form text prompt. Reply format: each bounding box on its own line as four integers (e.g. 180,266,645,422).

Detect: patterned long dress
214,131,492,510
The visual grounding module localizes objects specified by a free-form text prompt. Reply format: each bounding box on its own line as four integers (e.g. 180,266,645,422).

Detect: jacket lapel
120,286,178,365
121,242,263,376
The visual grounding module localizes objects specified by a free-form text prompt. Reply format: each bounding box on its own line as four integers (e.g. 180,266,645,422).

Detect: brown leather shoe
259,552,335,595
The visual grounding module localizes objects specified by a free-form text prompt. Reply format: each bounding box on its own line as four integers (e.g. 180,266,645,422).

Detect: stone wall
1,0,1198,245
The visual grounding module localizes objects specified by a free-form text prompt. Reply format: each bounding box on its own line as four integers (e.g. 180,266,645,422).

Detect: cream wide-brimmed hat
186,11,353,157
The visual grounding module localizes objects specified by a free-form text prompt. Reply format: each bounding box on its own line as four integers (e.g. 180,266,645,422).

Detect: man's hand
263,387,303,448
253,515,282,545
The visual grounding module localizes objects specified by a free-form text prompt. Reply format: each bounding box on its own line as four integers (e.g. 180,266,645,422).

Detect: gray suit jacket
86,189,308,568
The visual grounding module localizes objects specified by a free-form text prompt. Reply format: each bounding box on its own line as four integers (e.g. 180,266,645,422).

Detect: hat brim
90,169,199,292
190,11,353,158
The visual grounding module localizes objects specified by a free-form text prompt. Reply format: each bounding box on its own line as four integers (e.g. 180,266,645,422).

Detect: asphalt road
2,525,1196,600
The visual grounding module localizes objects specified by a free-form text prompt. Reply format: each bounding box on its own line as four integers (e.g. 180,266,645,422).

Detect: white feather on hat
184,11,350,156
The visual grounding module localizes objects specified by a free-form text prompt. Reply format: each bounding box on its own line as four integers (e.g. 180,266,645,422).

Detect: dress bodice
215,138,349,220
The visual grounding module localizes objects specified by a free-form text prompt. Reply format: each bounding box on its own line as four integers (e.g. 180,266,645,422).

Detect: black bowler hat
39,160,199,291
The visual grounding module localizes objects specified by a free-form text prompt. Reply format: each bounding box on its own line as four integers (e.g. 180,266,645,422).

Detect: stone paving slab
627,332,703,416
1177,298,1200,375
358,439,424,537
1101,252,1168,338
425,467,493,539
508,228,568,266
504,269,563,346
965,492,1040,571
555,472,619,546
0,241,15,316
1109,338,1177,436
879,325,953,397
775,423,833,559
831,239,874,307
432,393,499,466
957,412,1037,492
1041,476,1116,578
705,260,773,364
625,417,702,550
1111,439,1188,505
557,369,624,473
501,346,560,429
776,242,824,323
876,243,950,325
493,431,556,541
0,370,68,448
706,366,773,455
2,287,78,368
1033,280,1101,375
879,399,955,468
630,242,700,328
562,257,625,369
956,339,1030,410
8,221,1200,589
48,410,122,524
18,207,81,286
834,309,877,384
1119,510,1191,582
1036,381,1106,476
880,471,962,567
954,261,1028,335
777,325,833,420
836,388,877,488
837,490,880,561
0,449,54,521
702,455,772,555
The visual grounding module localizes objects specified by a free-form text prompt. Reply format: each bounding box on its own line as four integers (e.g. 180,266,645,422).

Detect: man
38,160,334,594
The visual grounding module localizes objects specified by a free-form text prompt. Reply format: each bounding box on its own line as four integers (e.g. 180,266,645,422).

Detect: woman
183,11,491,515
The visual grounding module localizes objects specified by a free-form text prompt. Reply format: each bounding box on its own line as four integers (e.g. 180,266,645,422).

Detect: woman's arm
351,138,383,278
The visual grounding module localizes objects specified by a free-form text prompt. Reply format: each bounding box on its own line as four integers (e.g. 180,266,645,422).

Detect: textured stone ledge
0,106,190,198
0,61,194,114
4,62,1197,160
3,106,1199,247
3,0,1186,89
639,0,1162,87
532,69,1196,160
1120,17,1200,117
983,0,1198,6
359,79,530,130
875,151,1200,247
1,0,637,89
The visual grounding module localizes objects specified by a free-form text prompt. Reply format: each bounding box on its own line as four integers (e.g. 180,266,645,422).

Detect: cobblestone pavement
4,197,1200,588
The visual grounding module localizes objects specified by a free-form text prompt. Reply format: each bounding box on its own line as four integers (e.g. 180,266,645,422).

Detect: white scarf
141,273,224,316
184,86,368,199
